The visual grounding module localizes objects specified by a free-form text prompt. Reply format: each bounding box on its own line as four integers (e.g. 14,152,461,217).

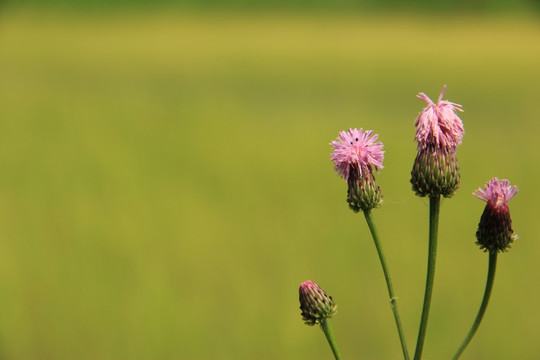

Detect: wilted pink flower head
474,178,519,253
411,86,463,198
299,280,337,326
415,85,464,151
330,128,384,181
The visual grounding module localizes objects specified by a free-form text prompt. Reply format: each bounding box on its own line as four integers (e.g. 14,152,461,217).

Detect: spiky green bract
299,281,337,326
347,166,382,212
410,146,460,198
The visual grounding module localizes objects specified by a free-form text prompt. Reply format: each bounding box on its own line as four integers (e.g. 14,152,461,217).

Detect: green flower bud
347,167,382,212
411,146,460,198
299,281,337,326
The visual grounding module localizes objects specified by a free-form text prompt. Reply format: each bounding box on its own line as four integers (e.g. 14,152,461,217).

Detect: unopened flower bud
299,281,337,326
473,178,519,253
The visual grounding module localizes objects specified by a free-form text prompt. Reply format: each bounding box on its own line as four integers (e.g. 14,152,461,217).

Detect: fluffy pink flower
330,128,384,181
415,85,464,150
473,178,519,209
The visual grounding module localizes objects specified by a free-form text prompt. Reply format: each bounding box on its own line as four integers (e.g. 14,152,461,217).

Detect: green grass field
1,8,539,359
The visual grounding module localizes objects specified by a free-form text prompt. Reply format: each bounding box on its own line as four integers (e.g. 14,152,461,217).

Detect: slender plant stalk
320,319,343,360
363,210,410,360
452,251,498,360
413,195,441,360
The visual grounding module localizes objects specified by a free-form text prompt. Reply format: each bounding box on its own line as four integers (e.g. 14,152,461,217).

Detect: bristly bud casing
474,178,519,253
347,166,382,212
411,146,460,198
410,86,464,198
299,281,337,326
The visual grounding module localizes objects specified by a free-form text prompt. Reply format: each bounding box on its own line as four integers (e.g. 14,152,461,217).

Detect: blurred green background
1,0,539,359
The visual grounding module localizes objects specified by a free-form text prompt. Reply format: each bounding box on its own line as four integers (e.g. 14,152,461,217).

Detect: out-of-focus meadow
1,2,539,359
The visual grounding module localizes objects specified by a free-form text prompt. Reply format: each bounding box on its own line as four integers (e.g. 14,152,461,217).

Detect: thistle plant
299,281,342,360
330,128,410,360
296,86,520,360
452,178,519,360
410,86,465,360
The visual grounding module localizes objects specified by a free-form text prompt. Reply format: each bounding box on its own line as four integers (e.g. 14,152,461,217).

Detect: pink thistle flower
411,86,464,198
415,85,464,151
474,178,519,253
330,128,384,211
330,128,384,181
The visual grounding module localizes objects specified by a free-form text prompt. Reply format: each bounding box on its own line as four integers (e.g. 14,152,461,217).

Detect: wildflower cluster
298,86,520,360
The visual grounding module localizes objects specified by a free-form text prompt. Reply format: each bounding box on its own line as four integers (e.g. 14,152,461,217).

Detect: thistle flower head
299,280,337,326
330,128,384,181
411,86,464,198
474,178,519,253
331,128,384,211
415,85,464,151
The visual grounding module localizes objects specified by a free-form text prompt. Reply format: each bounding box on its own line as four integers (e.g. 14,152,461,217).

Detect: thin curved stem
452,251,498,360
413,195,440,360
363,210,410,360
320,319,343,360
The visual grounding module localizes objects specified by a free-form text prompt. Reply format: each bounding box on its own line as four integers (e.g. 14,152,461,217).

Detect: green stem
452,251,498,360
320,318,343,360
413,195,440,360
363,210,410,360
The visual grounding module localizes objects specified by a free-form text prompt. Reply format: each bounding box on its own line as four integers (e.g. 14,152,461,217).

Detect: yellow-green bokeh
0,8,539,360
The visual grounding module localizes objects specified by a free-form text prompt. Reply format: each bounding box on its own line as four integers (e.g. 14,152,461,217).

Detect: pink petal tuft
414,86,464,151
473,177,519,208
330,128,384,180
